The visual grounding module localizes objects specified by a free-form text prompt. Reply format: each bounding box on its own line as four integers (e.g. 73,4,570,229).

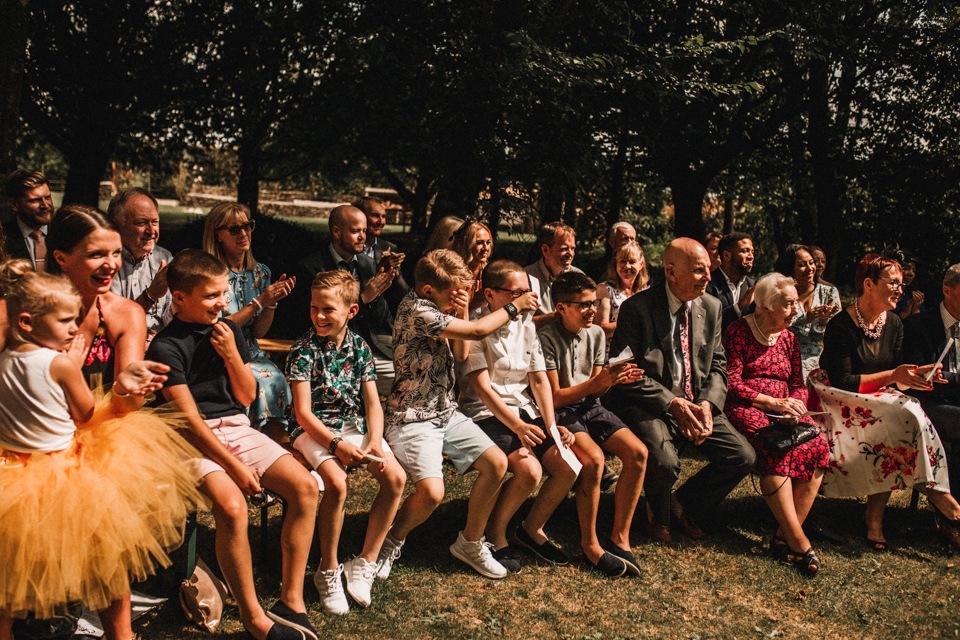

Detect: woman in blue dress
203,202,295,431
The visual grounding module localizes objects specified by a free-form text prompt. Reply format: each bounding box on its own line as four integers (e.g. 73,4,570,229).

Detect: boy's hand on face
449,287,471,317
210,321,240,361
514,291,539,313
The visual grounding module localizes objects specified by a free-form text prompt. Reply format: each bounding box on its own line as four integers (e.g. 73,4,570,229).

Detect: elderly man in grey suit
607,237,755,543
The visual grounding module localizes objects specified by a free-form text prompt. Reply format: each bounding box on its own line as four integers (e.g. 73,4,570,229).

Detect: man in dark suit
706,231,756,330
355,196,409,314
289,205,398,366
4,169,54,270
904,263,960,500
607,237,755,542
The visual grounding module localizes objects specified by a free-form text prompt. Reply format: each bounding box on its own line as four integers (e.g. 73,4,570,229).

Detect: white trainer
313,564,349,615
449,531,508,579
375,534,404,580
343,556,378,607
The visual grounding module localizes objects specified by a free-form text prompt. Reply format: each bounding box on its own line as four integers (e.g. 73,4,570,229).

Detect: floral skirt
807,369,950,497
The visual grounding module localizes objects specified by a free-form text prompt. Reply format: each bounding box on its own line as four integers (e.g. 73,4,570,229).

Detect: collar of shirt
940,301,959,335
16,217,46,239
721,268,745,299
121,245,151,266
362,238,377,259
665,281,685,315
328,242,357,268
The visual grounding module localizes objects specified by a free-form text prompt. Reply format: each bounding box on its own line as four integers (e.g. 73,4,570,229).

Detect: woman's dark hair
773,244,812,278
46,204,116,275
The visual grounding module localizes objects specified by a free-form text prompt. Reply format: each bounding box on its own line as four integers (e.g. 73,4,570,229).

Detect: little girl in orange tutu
0,271,204,640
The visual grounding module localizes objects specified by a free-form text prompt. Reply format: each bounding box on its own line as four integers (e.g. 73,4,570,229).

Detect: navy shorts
555,397,628,447
475,416,585,459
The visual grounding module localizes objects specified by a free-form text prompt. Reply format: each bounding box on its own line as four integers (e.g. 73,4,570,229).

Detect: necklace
854,300,884,339
750,314,779,346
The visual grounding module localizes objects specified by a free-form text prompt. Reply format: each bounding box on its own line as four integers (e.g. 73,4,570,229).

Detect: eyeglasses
219,220,256,235
493,287,531,299
878,278,904,291
559,300,598,311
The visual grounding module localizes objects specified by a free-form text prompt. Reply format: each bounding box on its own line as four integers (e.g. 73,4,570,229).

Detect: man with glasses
4,169,55,271
107,187,174,340
607,238,755,543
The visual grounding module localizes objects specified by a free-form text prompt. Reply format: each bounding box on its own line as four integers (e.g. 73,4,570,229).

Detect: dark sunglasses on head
219,220,256,235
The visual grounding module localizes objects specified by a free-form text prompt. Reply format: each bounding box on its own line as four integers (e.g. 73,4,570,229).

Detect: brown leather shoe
933,516,960,551
675,512,708,540
645,518,672,543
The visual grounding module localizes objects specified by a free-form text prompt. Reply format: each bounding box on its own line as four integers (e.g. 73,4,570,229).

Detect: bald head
329,205,367,259
664,238,711,302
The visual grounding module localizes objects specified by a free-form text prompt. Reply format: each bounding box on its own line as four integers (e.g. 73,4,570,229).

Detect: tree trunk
722,195,734,234
62,146,109,207
606,133,627,234
806,61,844,283
0,0,26,184
237,141,261,216
669,179,708,241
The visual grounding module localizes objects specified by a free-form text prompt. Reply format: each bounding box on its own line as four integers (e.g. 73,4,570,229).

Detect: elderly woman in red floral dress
723,273,830,576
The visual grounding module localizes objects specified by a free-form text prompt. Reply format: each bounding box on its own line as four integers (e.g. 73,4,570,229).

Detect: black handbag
759,421,821,454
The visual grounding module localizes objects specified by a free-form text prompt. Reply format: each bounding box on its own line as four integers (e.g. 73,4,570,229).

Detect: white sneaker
343,556,378,607
313,565,349,615
449,531,508,579
375,534,404,580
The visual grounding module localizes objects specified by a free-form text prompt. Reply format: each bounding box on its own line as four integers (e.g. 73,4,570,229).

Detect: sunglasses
219,220,256,235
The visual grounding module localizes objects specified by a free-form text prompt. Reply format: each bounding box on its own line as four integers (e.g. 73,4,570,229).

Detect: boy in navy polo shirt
147,249,318,640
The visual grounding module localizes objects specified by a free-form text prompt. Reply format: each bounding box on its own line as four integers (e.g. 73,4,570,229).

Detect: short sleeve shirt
284,328,376,435
538,321,606,388
386,291,455,426
146,317,251,419
459,305,545,422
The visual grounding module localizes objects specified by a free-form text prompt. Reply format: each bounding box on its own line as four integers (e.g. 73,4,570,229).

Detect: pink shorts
187,413,289,481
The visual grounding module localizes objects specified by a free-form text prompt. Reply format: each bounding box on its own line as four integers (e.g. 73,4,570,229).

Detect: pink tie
31,229,47,273
677,302,694,399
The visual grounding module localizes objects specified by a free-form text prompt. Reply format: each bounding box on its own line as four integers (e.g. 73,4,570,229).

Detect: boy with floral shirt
285,270,406,615
377,249,539,580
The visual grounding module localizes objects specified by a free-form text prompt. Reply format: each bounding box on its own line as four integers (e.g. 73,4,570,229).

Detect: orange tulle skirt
0,394,206,618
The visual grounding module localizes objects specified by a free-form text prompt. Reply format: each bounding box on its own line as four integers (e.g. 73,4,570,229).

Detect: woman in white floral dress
814,253,960,551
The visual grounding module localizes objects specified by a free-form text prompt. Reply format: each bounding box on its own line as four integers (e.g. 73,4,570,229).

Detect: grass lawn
133,454,960,640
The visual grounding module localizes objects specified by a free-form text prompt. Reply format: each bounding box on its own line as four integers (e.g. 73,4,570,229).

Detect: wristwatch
503,302,519,320
328,437,343,455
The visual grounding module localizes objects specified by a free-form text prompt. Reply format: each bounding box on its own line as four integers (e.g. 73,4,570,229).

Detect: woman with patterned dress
597,241,650,359
816,253,960,551
723,273,829,575
202,203,296,431
775,245,841,380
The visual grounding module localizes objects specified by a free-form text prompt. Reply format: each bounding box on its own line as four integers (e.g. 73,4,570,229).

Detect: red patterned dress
722,317,830,480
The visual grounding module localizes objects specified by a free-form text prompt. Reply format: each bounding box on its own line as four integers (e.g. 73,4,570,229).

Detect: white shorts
293,420,392,470
384,411,496,483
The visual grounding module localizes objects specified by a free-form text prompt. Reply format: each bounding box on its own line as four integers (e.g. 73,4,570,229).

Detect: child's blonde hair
4,272,82,344
415,249,473,292
0,259,35,297
311,270,360,305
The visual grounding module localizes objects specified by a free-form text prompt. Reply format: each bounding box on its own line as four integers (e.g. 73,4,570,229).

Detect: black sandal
865,537,888,553
769,534,791,564
789,547,821,577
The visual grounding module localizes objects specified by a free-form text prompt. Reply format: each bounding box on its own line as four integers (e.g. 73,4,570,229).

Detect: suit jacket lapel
690,296,705,385
651,287,675,382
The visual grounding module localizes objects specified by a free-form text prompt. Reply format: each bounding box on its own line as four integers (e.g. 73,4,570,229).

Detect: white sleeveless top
0,348,77,452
